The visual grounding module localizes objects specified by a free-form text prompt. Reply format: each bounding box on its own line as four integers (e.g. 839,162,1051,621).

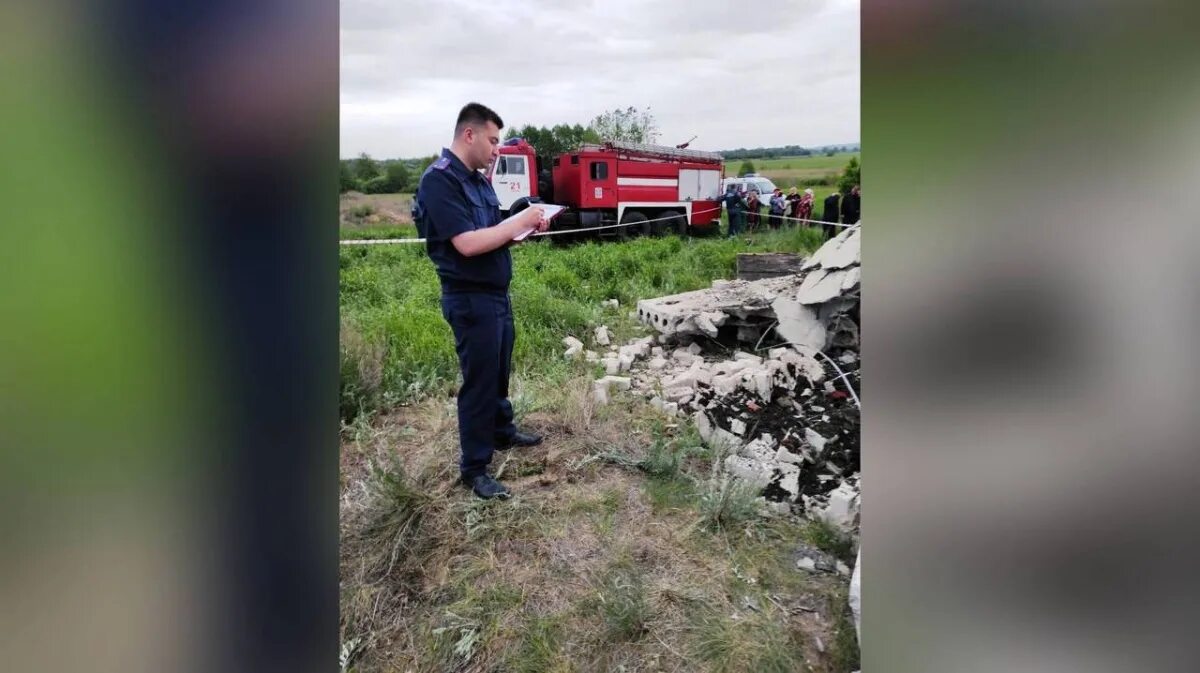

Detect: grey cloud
342,0,859,157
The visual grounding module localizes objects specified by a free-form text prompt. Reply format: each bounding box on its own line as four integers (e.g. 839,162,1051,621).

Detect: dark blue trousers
440,291,517,478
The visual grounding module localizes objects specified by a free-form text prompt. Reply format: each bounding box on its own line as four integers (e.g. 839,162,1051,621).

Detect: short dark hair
455,102,504,135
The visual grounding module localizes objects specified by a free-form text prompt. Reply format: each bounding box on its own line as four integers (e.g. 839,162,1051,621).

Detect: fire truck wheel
657,210,687,237
619,211,650,239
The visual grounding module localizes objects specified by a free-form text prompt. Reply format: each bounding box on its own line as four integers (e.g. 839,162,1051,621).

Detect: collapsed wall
582,225,863,532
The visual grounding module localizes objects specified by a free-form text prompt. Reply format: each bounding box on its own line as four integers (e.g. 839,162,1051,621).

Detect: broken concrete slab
771,296,826,351
802,225,859,271
594,325,611,346
820,227,861,271
795,267,851,305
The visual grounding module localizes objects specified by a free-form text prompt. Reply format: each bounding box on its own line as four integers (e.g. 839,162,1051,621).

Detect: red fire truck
487,139,725,237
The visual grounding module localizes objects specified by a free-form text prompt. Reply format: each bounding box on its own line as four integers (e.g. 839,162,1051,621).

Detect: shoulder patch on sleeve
432,157,451,170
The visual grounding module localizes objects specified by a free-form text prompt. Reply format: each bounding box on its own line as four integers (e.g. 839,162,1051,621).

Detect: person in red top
797,188,815,226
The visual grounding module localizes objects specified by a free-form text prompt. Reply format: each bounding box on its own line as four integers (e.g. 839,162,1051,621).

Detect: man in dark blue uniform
413,102,548,500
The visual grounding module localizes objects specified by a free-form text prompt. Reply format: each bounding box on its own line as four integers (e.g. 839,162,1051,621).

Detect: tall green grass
339,228,824,419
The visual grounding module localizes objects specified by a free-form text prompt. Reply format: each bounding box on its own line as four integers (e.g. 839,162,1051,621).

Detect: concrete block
599,376,632,392
592,382,609,405
564,344,583,359
603,358,620,375
585,350,600,363
687,342,703,355
562,336,584,350
671,349,696,365
647,357,668,371
733,351,763,364
594,325,611,346
730,418,747,436
724,456,773,489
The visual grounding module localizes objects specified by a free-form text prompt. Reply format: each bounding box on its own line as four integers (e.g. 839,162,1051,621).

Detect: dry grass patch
340,375,857,672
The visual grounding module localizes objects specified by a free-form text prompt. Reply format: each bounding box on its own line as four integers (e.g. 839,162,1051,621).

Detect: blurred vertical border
0,1,338,672
864,1,1200,671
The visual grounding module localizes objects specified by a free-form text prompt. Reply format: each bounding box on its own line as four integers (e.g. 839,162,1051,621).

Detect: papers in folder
509,204,566,241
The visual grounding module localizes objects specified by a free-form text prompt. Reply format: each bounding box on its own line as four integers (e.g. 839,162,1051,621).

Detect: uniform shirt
414,148,512,292
722,190,746,213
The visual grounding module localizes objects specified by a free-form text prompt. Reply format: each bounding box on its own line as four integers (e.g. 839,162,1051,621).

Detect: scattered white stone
603,358,620,376
584,350,600,363
775,447,804,465
733,351,763,364
776,464,801,499
664,386,693,404
564,344,583,359
651,346,664,357
740,434,777,462
650,396,664,411
598,376,632,392
836,560,851,577
753,371,773,400
730,418,747,436
647,357,668,371
838,352,858,365
724,456,773,489
796,557,818,572
672,349,696,365
592,382,609,405
563,335,584,350
594,325,611,346
815,481,860,532
687,342,703,355
805,428,829,453
694,411,713,442
663,402,679,417
618,354,634,372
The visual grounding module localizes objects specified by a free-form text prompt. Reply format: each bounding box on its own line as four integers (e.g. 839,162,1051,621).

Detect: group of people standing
723,183,860,240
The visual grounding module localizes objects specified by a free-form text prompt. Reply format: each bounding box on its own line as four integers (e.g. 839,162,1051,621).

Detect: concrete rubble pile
576,225,862,531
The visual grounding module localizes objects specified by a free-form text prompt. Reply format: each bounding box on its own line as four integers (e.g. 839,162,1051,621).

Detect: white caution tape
339,202,858,246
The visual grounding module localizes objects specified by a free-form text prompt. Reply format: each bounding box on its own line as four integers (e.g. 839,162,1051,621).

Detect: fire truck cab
487,138,725,238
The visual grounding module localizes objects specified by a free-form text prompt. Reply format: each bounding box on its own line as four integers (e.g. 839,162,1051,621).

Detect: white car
721,175,778,199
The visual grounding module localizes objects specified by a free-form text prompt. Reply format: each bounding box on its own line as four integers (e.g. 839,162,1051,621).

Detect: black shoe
463,474,511,500
495,430,543,451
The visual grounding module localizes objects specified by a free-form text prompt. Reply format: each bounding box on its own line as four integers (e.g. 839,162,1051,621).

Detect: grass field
724,152,859,193
339,226,828,421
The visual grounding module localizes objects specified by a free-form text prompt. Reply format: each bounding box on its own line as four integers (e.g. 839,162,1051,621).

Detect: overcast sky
341,0,859,159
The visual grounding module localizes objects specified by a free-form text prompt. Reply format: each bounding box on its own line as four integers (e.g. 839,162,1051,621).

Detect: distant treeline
719,144,860,160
